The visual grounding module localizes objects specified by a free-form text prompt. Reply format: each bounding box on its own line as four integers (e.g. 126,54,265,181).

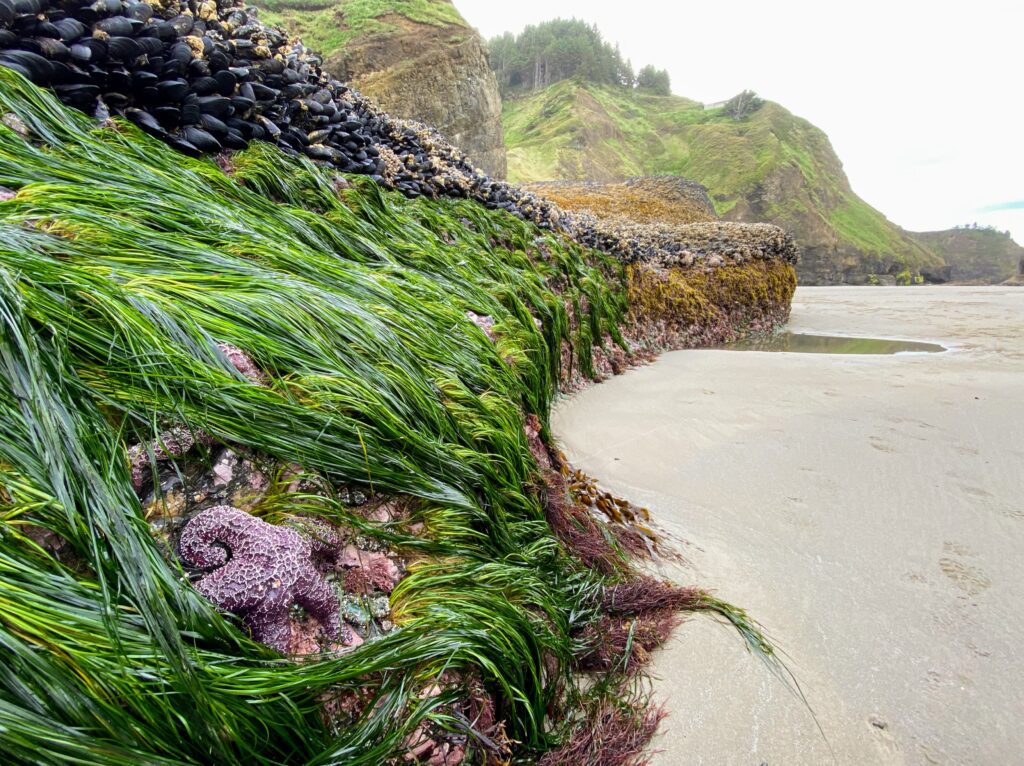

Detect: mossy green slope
254,0,466,61
504,81,942,284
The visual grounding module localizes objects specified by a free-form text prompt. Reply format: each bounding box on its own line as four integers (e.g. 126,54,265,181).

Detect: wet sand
552,287,1024,765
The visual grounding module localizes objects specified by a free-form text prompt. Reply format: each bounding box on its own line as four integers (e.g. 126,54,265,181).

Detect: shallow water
721,331,946,354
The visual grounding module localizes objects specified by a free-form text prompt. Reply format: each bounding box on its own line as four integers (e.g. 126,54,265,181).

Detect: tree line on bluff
488,18,671,97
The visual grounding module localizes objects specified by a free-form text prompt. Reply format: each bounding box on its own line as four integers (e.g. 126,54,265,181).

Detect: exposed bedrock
323,12,507,178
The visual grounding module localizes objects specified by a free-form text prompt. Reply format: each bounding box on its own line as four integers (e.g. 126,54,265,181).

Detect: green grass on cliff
504,81,941,281
0,69,638,763
256,0,466,58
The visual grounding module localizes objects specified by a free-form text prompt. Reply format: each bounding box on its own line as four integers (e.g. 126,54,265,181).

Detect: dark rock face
324,13,507,178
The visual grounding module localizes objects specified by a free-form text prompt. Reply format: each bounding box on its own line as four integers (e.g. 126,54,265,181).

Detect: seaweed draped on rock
179,505,342,652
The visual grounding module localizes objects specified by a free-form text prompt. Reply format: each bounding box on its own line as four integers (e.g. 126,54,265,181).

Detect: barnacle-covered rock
179,505,341,652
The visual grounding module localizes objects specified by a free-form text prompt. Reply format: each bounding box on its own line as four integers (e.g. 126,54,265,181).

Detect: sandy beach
552,286,1024,765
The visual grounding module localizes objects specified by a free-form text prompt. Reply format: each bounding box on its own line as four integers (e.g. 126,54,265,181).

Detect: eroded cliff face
911,227,1024,284
324,13,507,178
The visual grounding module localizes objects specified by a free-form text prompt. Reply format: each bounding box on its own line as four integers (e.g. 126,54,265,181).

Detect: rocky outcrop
1004,257,1024,286
324,10,506,178
528,177,716,226
912,227,1024,284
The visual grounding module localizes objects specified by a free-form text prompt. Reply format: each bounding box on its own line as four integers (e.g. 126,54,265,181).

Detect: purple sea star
179,505,341,652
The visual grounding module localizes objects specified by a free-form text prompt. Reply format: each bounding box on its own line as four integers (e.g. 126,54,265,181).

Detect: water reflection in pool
720,332,947,355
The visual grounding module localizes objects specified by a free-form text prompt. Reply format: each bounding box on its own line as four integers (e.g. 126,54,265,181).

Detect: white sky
456,0,1024,243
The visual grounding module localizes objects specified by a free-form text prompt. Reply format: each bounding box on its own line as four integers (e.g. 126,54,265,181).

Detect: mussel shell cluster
0,0,798,269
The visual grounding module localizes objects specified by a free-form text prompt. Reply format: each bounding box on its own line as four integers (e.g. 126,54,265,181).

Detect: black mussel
229,95,253,114
255,115,280,139
306,128,331,144
229,39,253,54
0,49,52,83
125,107,165,136
54,82,99,109
138,86,157,105
182,126,220,152
0,29,16,47
76,36,107,62
249,82,276,101
165,135,200,157
302,99,323,116
48,60,91,84
190,75,217,96
221,129,246,150
187,59,208,77
131,70,156,88
305,144,341,162
105,66,130,91
90,0,121,16
169,14,193,37
168,41,191,66
199,36,213,57
224,116,251,136
282,83,307,99
124,2,151,22
151,21,177,41
102,91,128,109
33,21,60,38
258,58,284,75
93,17,135,37
13,0,42,14
207,48,229,71
160,59,184,78
237,81,254,101
136,37,162,57
277,131,303,151
152,105,180,126
52,17,86,42
0,0,14,27
180,101,200,125
196,94,230,118
213,68,235,95
106,36,141,61
199,112,227,136
286,125,308,146
156,78,188,102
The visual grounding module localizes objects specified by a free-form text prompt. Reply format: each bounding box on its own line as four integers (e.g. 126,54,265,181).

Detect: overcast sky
457,0,1023,244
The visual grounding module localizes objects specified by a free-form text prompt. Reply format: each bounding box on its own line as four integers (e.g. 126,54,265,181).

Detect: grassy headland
503,80,942,284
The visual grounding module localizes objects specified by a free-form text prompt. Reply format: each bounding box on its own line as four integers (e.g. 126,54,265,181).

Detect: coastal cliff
254,0,507,177
503,81,942,285
912,226,1024,284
